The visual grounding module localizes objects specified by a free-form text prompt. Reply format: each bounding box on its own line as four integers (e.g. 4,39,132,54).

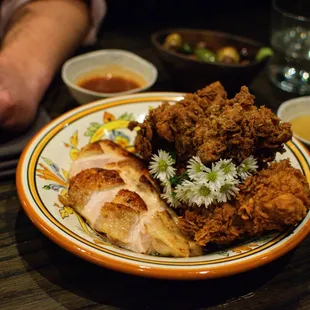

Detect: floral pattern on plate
17,93,310,279
35,111,280,258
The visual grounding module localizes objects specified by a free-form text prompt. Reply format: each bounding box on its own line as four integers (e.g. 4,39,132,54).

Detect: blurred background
101,0,272,43
47,0,310,119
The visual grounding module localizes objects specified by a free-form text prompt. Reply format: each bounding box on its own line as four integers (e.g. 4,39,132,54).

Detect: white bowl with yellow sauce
277,96,310,146
62,49,158,105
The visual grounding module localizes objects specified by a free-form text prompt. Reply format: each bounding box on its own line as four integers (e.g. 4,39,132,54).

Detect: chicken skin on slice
63,140,202,257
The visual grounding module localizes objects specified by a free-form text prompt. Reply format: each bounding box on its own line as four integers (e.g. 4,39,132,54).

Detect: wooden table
1,7,310,309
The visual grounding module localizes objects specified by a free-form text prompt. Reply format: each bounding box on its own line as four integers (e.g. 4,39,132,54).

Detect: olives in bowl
162,32,272,65
151,28,273,93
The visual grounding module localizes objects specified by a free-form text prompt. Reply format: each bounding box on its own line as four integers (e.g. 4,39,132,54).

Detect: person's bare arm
0,0,91,130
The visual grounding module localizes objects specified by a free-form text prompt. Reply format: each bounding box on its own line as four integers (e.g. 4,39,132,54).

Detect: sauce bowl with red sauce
62,50,158,105
78,75,141,94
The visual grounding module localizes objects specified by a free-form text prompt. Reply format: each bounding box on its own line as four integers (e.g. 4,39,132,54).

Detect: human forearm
0,0,91,130
1,0,90,88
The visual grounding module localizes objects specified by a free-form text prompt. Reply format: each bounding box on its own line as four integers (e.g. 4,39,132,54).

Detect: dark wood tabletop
1,2,310,309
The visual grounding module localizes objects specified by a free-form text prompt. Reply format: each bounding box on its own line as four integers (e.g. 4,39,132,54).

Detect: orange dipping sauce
78,75,140,93
76,65,146,94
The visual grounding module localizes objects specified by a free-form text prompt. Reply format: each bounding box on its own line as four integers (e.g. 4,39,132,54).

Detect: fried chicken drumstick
178,160,310,246
129,82,292,166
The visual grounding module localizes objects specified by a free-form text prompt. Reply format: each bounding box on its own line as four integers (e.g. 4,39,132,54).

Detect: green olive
195,48,216,63
163,33,182,50
256,47,273,62
179,43,193,54
217,46,240,64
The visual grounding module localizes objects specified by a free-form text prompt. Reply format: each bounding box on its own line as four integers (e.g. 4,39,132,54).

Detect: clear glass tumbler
268,0,310,94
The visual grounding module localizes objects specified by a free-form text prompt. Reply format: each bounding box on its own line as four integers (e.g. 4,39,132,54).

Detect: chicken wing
178,160,310,246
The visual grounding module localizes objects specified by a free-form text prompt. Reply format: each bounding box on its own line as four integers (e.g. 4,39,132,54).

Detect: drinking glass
268,0,310,94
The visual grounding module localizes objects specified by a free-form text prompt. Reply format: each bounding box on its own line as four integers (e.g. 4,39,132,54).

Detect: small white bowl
61,49,158,105
277,96,310,146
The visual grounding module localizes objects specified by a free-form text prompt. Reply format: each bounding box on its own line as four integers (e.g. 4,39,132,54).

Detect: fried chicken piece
129,82,292,166
178,160,310,246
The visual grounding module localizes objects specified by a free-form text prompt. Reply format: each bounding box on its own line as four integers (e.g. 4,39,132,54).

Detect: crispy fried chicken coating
129,82,292,166
178,160,310,246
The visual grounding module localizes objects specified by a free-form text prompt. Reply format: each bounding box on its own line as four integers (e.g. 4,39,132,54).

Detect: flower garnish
237,155,258,180
148,150,258,208
169,172,188,187
187,156,207,180
161,190,179,208
160,179,179,207
215,159,238,181
190,182,215,207
197,164,225,191
149,150,176,181
174,180,195,204
161,178,172,194
217,180,240,203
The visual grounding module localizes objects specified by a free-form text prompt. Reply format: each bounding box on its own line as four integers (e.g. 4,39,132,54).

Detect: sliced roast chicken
64,139,202,257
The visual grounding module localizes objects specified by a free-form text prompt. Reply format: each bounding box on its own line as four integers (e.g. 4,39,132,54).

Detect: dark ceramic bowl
151,28,270,93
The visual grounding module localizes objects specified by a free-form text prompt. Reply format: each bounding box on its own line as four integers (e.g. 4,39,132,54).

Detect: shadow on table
15,209,295,310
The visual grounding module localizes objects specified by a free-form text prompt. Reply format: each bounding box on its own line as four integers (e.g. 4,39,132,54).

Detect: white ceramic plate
16,92,310,280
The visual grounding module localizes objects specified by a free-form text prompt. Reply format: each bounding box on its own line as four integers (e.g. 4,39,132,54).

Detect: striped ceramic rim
16,93,310,279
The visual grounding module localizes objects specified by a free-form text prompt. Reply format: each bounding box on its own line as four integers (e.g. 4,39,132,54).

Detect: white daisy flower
186,156,207,180
174,180,195,205
190,181,215,208
237,155,258,181
149,150,176,181
160,179,179,207
161,190,179,208
215,159,238,181
197,164,226,191
161,178,172,193
216,180,240,203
